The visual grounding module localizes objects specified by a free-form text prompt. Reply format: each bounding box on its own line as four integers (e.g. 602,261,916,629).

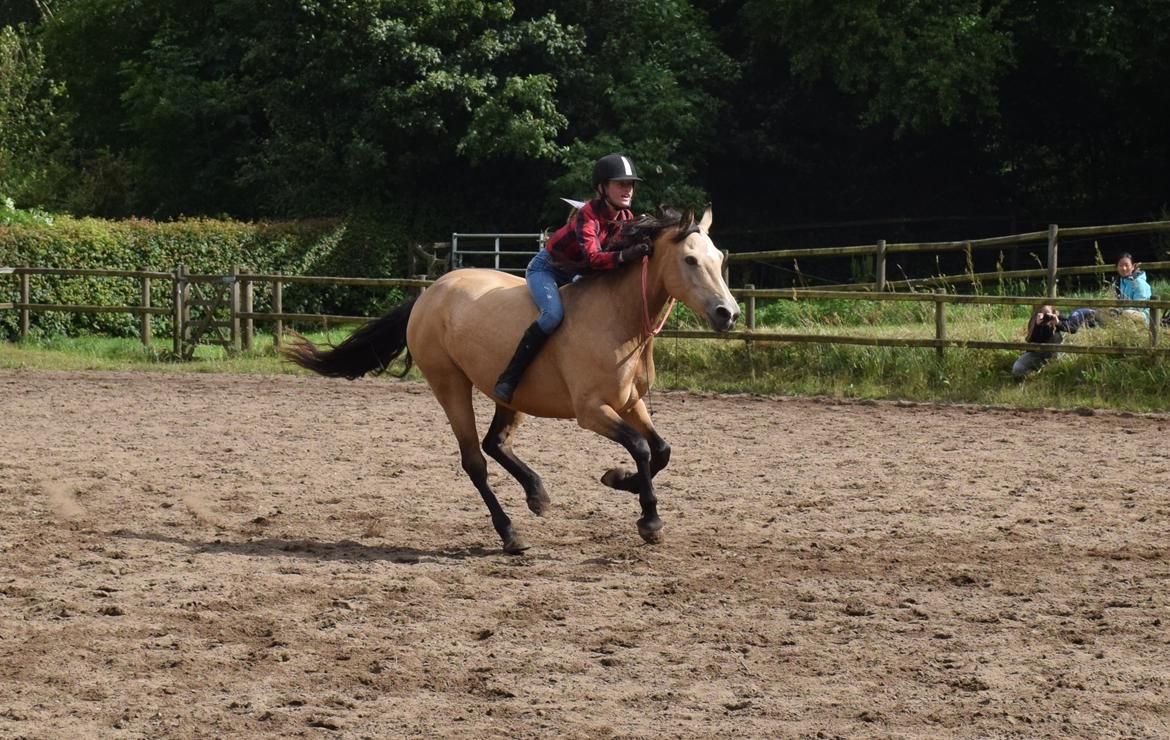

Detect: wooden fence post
173,264,186,357
1047,224,1059,298
721,249,730,288
229,265,241,352
875,240,887,292
273,274,283,350
744,284,756,330
18,267,29,341
241,270,254,352
139,268,151,347
935,288,946,358
1151,294,1160,347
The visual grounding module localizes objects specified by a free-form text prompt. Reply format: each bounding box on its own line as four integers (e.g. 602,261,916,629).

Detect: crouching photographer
1012,305,1097,378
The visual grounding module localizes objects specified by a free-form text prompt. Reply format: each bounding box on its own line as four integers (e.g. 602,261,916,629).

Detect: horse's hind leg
600,399,671,494
482,406,551,516
429,374,529,554
576,401,663,544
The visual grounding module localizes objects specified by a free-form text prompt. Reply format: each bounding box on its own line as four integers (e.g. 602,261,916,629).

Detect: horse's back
415,268,536,334
407,269,561,403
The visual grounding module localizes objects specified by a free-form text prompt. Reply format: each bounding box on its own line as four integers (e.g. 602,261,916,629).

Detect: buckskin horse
285,206,738,552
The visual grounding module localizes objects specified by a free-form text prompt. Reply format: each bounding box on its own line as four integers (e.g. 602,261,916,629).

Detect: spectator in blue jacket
1113,253,1151,323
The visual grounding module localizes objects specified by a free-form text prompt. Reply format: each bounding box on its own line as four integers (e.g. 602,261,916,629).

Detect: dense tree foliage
3,0,1169,243
711,0,1170,235
0,24,71,206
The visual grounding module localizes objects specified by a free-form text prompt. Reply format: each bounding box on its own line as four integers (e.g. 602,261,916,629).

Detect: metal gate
450,233,547,274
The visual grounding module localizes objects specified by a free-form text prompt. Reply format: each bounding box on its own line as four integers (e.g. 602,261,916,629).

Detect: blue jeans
526,250,576,333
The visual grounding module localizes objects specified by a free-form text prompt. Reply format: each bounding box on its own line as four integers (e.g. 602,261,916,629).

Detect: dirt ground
1,368,1168,739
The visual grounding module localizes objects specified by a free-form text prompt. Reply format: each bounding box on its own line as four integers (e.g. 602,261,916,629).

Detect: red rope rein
641,255,677,337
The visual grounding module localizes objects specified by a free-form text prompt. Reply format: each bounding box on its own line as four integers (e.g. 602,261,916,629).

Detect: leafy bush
0,197,55,227
0,214,416,339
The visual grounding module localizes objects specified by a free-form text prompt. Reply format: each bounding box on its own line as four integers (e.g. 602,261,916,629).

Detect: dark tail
283,297,417,379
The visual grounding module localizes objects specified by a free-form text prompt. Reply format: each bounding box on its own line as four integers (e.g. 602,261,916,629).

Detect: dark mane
606,207,701,252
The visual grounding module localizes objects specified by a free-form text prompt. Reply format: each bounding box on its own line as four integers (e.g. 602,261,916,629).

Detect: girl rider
493,153,653,403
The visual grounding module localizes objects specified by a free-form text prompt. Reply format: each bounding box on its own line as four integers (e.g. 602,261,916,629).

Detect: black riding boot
493,321,551,403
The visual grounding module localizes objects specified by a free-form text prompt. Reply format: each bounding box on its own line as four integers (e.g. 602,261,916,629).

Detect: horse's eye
685,255,698,266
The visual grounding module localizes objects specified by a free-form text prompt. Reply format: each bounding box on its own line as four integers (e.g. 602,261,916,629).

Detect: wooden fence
4,217,1170,360
0,265,427,358
709,288,1170,357
728,219,1170,297
5,264,1170,360
2,266,173,347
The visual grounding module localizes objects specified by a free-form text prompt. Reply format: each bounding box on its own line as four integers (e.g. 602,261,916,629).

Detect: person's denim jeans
525,250,576,334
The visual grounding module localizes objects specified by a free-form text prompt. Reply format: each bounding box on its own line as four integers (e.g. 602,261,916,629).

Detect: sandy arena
1,368,1168,738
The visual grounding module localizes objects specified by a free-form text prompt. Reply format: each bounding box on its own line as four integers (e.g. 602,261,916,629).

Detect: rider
492,153,653,403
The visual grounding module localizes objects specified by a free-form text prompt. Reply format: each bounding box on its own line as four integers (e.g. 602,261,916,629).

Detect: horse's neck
577,260,669,343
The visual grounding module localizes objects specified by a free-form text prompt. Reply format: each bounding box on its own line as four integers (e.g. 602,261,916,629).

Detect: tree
0,24,71,208
743,0,1013,134
710,0,1170,229
39,0,579,220
527,0,737,216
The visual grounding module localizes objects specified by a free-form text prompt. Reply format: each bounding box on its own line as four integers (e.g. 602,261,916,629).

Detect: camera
1038,312,1056,323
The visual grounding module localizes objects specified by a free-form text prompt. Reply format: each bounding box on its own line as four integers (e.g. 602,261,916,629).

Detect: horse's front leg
576,401,662,544
600,399,670,494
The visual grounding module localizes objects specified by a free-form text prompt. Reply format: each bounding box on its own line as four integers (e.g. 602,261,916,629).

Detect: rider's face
603,179,635,209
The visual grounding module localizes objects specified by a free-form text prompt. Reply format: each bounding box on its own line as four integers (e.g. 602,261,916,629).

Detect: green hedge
0,213,417,339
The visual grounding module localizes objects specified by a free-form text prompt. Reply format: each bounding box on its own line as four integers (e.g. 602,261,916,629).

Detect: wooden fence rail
4,224,1170,362
658,330,1170,357
726,219,1170,295
812,260,1170,293
4,266,170,348
714,288,1168,355
0,266,430,356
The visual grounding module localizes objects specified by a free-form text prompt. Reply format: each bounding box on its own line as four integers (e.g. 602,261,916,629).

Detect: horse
284,206,738,553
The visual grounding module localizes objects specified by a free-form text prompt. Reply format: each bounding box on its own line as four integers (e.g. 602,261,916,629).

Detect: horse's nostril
710,305,737,332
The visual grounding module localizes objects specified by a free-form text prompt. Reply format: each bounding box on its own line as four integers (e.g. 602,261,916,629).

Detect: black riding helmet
591,154,643,188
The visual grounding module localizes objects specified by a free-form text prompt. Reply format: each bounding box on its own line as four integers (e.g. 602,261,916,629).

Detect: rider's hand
618,241,653,263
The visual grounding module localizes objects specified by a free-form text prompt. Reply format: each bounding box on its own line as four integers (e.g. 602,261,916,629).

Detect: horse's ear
679,209,695,232
699,205,713,234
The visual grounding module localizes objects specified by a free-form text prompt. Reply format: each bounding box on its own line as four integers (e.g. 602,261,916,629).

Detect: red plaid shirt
545,198,633,273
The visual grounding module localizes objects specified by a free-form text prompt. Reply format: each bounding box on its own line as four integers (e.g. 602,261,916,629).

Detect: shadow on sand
110,529,510,563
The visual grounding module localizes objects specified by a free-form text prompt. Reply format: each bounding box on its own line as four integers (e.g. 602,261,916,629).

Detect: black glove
618,241,653,263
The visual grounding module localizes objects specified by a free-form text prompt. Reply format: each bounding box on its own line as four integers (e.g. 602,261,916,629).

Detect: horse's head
653,206,739,332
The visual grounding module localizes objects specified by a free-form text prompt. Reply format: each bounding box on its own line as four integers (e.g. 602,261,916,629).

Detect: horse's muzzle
707,302,739,333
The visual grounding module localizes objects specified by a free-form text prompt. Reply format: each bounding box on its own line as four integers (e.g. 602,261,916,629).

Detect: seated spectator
1012,305,1097,378
1112,253,1151,323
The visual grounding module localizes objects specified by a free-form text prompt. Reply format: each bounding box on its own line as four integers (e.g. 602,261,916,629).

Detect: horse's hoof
601,467,630,488
502,535,531,555
601,467,638,494
526,491,551,516
637,517,664,545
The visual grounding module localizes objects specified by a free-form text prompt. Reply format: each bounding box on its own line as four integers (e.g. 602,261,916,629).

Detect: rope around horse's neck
641,255,676,337
640,255,676,418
